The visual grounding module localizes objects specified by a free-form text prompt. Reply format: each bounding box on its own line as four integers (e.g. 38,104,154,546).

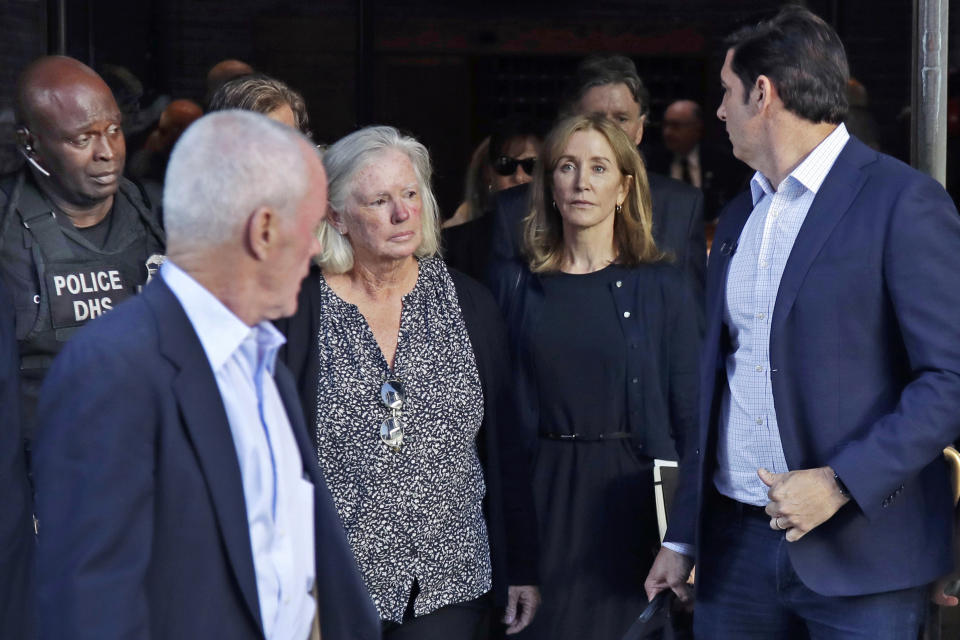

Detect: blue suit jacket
0,277,34,639
667,136,960,596
33,276,381,639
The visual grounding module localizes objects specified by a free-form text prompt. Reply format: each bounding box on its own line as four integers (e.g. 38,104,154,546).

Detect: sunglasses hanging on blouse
379,378,405,450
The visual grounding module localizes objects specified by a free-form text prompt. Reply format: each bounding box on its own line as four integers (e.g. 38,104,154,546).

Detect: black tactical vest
0,170,165,437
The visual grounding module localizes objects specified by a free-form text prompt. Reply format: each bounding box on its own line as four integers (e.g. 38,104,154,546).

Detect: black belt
712,490,768,518
540,431,631,442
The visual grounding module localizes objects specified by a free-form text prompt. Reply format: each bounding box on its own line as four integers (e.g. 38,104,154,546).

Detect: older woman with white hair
277,125,540,639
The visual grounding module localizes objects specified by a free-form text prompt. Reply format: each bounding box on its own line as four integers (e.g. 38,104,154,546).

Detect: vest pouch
43,261,136,331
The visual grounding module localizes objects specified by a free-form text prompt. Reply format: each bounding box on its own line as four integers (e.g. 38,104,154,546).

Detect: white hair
163,110,311,251
318,125,440,274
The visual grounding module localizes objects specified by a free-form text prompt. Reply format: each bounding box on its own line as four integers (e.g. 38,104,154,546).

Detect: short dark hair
564,54,650,120
487,115,544,165
208,73,311,136
725,6,848,124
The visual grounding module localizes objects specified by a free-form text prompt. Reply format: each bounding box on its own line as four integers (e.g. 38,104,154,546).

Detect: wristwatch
833,471,851,498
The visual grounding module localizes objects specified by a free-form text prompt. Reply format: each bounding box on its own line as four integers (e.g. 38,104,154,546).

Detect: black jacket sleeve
451,269,540,590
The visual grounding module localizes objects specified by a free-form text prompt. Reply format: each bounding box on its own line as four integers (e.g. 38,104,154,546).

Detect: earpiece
16,127,51,178
19,147,51,178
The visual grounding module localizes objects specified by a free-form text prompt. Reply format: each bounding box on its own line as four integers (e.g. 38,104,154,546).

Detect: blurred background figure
208,73,311,137
444,115,543,281
844,78,881,151
447,137,492,228
128,98,203,202
660,100,704,186
648,99,750,223
204,58,254,106
490,114,699,640
99,64,166,157
277,125,541,639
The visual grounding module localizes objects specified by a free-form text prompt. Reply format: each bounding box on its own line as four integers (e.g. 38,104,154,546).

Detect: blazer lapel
700,194,752,442
772,140,870,334
144,277,264,633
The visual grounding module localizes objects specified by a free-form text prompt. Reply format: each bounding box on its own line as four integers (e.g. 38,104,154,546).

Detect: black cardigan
276,265,540,606
489,259,701,462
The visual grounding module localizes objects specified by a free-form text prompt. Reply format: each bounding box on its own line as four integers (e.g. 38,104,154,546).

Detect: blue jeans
694,491,926,639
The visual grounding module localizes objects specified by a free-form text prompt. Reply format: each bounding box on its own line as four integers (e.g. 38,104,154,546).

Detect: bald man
0,56,165,440
33,110,380,640
129,98,203,186
649,99,750,220
205,58,255,104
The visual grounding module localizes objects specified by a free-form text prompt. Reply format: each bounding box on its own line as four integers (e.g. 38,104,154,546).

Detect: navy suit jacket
488,172,706,306
0,277,34,639
33,276,380,639
667,136,960,596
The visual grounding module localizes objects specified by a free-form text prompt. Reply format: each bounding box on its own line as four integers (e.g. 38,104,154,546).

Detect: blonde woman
491,114,700,639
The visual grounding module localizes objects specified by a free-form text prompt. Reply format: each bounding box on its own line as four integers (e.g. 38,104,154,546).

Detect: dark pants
694,491,927,640
382,583,491,640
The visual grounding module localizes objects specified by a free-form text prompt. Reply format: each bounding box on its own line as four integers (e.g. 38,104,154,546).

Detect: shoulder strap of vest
12,174,76,262
0,172,23,250
119,178,165,246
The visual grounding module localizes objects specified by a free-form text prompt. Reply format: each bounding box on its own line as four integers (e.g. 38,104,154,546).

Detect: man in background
650,99,749,221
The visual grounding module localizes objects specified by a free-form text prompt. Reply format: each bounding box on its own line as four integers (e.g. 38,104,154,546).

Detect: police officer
0,56,165,442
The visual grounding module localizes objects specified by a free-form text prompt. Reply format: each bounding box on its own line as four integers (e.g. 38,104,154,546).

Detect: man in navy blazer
645,8,960,638
32,112,380,639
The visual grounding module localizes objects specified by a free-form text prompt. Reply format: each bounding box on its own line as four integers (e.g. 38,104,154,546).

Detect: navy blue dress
515,266,663,640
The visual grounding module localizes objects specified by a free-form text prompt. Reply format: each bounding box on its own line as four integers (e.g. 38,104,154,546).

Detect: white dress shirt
715,123,850,506
162,261,316,640
664,124,850,558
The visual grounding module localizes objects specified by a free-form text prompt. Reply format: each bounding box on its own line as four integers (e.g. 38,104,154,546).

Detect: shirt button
760,259,769,268
756,312,765,320
755,365,764,372
623,311,631,318
771,210,780,218
755,417,763,425
616,280,623,288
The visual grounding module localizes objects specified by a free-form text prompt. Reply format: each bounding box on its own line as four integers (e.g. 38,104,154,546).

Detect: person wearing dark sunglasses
443,116,543,282
490,143,537,192
277,125,541,639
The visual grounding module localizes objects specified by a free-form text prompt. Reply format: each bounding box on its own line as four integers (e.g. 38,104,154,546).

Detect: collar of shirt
160,260,286,376
671,146,701,179
750,122,850,206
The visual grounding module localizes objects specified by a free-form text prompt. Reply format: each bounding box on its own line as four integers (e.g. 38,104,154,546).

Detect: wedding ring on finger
775,516,786,530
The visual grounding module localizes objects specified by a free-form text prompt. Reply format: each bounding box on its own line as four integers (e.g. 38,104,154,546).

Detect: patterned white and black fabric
311,256,492,622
